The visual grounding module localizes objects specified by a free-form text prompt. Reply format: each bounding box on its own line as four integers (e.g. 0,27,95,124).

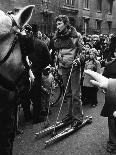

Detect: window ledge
108,12,112,15
83,8,90,11
60,5,78,13
97,10,102,13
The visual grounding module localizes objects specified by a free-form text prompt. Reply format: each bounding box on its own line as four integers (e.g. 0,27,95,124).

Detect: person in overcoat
83,48,101,107
84,70,116,154
29,24,51,124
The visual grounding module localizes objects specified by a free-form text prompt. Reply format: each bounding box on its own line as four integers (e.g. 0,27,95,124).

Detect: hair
55,15,70,25
85,42,92,49
24,24,32,32
90,48,97,57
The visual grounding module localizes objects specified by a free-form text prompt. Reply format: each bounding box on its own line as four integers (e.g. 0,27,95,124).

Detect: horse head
0,5,35,90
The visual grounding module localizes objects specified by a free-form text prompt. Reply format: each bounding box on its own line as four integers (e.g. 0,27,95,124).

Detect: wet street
13,87,113,155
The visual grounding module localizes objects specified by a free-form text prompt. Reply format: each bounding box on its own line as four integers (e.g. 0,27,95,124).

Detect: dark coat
102,59,116,79
101,79,116,117
101,60,116,117
29,37,51,76
29,37,51,122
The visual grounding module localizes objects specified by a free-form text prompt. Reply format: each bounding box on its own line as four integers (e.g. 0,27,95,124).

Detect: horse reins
0,34,18,66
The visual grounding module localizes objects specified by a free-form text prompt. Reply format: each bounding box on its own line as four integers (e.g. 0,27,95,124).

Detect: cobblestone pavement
13,87,112,155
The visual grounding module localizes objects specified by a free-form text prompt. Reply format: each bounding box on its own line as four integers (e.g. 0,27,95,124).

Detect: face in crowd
85,44,91,50
38,31,42,39
89,49,97,60
56,15,70,33
56,20,66,32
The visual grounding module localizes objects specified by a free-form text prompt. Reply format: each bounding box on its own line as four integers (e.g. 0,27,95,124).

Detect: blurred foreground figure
0,5,35,155
84,70,116,154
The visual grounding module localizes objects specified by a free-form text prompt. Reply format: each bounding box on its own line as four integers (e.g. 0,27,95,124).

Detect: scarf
54,26,78,49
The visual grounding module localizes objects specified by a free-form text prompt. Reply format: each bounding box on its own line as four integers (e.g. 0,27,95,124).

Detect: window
69,16,75,26
65,0,70,5
65,0,75,6
108,1,113,14
96,20,101,32
108,21,112,33
70,0,75,6
83,18,89,34
84,0,89,9
97,0,102,12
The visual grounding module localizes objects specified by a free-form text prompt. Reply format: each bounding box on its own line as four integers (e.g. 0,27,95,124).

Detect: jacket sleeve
40,41,51,68
34,39,51,70
75,32,84,54
106,79,116,104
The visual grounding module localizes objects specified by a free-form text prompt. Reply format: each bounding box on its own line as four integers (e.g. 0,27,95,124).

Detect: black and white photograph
0,0,116,155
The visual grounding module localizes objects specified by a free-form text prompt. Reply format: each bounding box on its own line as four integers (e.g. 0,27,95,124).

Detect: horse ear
13,5,35,28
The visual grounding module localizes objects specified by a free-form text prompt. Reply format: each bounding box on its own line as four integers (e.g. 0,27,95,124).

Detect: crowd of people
17,15,116,154
2,5,116,155
14,13,116,154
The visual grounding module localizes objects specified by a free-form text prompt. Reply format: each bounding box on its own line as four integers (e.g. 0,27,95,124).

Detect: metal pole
52,64,74,136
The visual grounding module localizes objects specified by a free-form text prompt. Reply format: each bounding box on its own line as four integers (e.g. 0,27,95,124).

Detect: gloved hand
73,58,80,67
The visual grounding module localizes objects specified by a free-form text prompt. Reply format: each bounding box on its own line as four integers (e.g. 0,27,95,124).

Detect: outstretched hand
84,70,109,90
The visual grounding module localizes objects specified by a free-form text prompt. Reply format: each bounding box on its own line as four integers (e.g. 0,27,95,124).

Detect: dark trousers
62,67,83,121
81,86,87,104
82,86,98,105
108,117,116,147
0,102,16,155
30,73,42,123
21,88,32,121
0,88,17,155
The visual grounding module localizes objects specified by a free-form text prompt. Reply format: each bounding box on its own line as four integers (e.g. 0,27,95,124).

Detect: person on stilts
52,15,84,127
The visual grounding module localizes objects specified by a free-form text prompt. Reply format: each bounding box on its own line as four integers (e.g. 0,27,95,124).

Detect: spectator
19,24,33,123
81,49,90,105
49,33,56,66
101,50,116,153
38,30,42,40
83,48,101,107
42,34,50,47
29,24,51,124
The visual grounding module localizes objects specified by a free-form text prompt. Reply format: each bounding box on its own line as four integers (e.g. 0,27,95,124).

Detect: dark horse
0,5,35,155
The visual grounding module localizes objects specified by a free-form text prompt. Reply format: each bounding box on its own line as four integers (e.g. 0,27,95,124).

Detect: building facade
0,0,115,35
77,0,114,34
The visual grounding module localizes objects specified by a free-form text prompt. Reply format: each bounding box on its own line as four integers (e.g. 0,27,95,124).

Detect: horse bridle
0,14,27,91
0,34,18,66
